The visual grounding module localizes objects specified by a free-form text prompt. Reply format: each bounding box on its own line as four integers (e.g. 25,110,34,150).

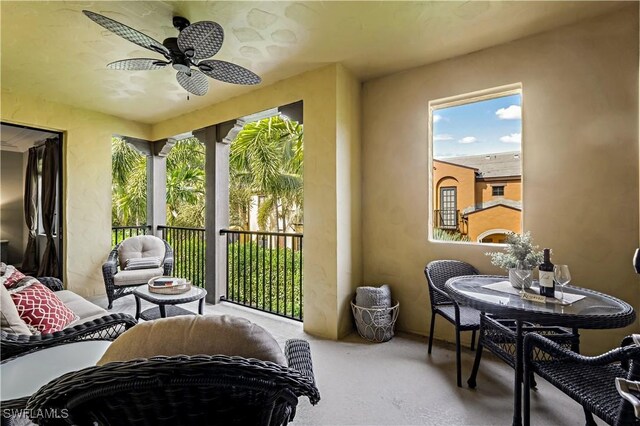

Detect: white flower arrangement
486,232,544,270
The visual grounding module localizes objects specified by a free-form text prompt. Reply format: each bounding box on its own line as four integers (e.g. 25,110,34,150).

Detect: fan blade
107,59,170,70
176,70,208,96
197,60,261,85
177,21,224,60
83,10,170,59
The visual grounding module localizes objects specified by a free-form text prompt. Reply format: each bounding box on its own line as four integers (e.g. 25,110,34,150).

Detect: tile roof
440,151,521,178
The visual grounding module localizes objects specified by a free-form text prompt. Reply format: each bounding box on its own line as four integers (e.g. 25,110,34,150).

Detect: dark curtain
21,147,39,273
37,138,60,277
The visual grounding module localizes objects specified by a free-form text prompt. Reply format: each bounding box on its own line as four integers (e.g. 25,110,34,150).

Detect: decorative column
193,121,234,304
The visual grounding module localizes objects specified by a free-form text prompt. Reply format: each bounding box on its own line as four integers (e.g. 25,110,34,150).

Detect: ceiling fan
83,10,261,96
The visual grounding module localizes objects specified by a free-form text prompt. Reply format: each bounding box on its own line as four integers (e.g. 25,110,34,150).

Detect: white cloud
459,136,477,144
433,114,443,123
500,133,522,143
495,105,522,120
434,134,453,141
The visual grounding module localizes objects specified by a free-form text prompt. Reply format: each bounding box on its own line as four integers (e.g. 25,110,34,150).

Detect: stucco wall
361,6,639,354
0,150,25,264
0,91,151,296
466,206,521,243
152,64,362,340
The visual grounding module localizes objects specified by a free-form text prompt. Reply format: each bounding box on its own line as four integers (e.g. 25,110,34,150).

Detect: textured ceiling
0,1,625,124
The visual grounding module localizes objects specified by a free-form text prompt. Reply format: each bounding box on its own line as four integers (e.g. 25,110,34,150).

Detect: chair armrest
0,313,137,361
163,240,174,276
285,338,320,404
524,332,640,367
617,378,640,419
36,277,63,292
102,247,119,277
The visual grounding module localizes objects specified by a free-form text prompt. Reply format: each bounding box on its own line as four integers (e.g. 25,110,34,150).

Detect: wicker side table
133,285,207,321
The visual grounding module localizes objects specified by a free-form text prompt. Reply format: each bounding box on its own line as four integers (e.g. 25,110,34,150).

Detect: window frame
427,83,524,245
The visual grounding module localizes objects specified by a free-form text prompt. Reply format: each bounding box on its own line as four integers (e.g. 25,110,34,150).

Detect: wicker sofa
1,276,136,360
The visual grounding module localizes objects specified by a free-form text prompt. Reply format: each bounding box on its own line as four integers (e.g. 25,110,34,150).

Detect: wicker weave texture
524,333,640,426
27,340,320,425
425,261,479,306
102,238,174,308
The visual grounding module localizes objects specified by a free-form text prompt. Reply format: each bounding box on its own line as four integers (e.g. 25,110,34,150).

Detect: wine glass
514,261,531,297
554,265,571,301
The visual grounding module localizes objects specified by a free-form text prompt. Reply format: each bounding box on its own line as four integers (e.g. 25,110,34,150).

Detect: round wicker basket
147,277,191,295
350,300,399,343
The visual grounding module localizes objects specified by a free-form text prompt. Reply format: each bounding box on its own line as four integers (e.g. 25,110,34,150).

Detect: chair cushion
118,236,165,268
55,290,107,326
435,305,481,328
10,282,78,334
0,284,32,335
97,314,287,366
113,268,163,286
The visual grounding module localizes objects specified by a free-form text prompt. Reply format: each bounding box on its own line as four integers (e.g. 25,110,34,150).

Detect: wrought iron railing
158,225,206,288
111,225,150,245
220,229,303,321
434,209,460,230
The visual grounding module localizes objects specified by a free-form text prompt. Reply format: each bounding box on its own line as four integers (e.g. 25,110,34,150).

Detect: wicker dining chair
27,316,320,426
523,332,640,426
424,260,480,387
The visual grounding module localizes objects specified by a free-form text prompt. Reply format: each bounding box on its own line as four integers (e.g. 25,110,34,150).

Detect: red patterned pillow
10,283,78,334
1,265,26,289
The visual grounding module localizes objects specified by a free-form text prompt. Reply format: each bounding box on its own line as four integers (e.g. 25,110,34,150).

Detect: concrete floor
90,294,602,426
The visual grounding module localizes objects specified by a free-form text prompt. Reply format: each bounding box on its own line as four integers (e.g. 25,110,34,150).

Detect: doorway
0,122,64,278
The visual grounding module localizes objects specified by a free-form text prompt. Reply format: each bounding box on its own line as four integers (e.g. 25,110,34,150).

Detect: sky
432,93,522,159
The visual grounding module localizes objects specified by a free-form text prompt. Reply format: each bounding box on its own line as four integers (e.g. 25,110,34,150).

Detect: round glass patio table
445,275,635,426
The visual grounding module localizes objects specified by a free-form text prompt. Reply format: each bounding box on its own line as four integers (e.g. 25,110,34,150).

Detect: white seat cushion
113,268,163,286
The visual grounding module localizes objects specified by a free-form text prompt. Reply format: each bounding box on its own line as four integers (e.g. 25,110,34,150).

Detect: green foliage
486,231,543,270
432,228,471,242
227,240,303,318
111,138,146,226
230,116,303,231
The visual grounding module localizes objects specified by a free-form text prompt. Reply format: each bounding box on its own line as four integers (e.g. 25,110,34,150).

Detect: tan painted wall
152,64,362,340
361,7,639,354
0,151,25,264
0,91,151,296
336,65,363,337
467,206,521,243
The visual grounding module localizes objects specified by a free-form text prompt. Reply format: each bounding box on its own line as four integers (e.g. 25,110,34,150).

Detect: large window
430,85,522,243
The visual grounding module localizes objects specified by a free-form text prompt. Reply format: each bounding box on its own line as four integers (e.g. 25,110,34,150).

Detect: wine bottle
538,248,555,297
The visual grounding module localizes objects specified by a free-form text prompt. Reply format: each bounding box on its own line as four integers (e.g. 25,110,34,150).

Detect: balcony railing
158,225,206,288
434,209,460,230
111,225,150,245
220,229,303,321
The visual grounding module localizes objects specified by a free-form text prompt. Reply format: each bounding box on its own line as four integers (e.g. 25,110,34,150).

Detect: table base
139,305,198,320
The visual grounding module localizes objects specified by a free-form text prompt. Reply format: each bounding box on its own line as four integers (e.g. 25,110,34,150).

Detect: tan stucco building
433,151,522,243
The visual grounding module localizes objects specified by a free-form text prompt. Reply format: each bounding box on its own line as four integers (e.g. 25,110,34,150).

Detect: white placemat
482,280,586,305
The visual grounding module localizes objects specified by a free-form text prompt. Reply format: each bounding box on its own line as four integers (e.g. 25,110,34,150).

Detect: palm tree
165,138,205,227
111,137,146,226
229,116,303,232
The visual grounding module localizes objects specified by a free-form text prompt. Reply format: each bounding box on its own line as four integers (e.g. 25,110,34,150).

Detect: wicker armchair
1,277,137,360
102,236,173,309
523,333,640,426
27,339,320,426
424,260,480,387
